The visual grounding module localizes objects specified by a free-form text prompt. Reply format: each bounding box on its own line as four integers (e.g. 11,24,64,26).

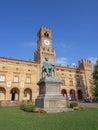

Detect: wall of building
56,65,87,100
0,57,40,104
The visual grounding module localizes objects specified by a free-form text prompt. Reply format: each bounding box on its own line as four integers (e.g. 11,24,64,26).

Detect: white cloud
72,63,76,66
28,41,36,47
54,42,72,50
55,57,68,66
88,57,98,66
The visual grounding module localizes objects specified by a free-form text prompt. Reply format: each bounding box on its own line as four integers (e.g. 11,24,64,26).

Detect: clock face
44,40,50,45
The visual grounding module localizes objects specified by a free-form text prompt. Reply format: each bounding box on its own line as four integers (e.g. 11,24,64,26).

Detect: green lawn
0,107,98,130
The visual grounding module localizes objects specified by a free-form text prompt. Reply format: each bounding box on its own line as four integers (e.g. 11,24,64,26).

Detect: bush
20,103,36,112
20,103,26,110
70,102,78,108
73,106,80,111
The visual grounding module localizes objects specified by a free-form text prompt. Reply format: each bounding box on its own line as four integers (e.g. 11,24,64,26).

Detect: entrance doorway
70,89,76,101
11,90,16,101
24,88,32,101
10,88,19,101
0,87,6,100
61,89,67,98
77,90,83,100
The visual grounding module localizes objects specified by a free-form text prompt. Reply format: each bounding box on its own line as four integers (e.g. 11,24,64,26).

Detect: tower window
44,32,49,38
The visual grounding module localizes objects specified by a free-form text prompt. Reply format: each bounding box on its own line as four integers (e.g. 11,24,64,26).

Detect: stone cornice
0,57,39,66
56,66,84,73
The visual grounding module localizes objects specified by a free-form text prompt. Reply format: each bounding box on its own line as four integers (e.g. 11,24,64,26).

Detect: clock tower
34,27,56,65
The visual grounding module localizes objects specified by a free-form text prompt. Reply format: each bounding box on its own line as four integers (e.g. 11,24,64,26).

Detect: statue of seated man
42,57,55,77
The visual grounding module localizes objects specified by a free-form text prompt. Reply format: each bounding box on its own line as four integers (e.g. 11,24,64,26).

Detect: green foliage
20,103,26,110
20,103,36,112
70,102,78,108
94,86,98,97
93,61,98,96
73,106,80,111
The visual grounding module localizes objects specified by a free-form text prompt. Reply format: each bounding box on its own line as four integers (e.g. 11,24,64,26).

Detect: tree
93,60,98,97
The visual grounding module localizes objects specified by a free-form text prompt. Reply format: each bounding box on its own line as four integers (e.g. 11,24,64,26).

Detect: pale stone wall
0,58,40,103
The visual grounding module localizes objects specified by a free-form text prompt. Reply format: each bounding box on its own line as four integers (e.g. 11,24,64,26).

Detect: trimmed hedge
70,102,78,108
20,103,36,112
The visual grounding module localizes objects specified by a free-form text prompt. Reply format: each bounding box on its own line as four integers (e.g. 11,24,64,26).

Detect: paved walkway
78,102,98,108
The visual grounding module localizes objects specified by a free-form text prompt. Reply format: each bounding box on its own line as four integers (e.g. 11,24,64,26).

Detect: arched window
44,32,49,38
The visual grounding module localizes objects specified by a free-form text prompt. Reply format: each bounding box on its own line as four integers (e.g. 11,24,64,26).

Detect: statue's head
45,57,48,61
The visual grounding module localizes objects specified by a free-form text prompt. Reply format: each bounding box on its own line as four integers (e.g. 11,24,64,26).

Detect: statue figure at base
42,57,55,77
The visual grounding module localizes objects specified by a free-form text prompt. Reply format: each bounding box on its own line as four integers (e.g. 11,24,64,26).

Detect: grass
0,107,98,130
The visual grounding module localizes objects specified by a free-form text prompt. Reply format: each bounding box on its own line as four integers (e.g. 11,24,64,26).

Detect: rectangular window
0,75,5,81
62,80,65,85
77,81,81,87
70,80,73,86
14,76,19,82
26,77,31,83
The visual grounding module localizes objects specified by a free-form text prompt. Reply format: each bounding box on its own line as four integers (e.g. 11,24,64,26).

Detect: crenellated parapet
78,59,92,70
78,59,93,96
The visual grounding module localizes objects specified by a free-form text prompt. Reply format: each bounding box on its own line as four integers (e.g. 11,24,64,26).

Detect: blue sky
0,0,98,66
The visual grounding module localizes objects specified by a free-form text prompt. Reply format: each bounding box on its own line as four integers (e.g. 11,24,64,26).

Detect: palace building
0,27,92,106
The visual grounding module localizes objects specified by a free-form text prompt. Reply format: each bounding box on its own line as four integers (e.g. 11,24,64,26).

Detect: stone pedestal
36,77,67,113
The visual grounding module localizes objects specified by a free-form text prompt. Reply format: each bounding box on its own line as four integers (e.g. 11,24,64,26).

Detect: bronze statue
42,57,55,77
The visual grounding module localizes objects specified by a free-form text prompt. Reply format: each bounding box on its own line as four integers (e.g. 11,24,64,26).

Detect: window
0,75,5,82
44,32,49,38
14,76,19,82
70,80,73,86
26,77,31,83
77,80,81,87
62,80,65,85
